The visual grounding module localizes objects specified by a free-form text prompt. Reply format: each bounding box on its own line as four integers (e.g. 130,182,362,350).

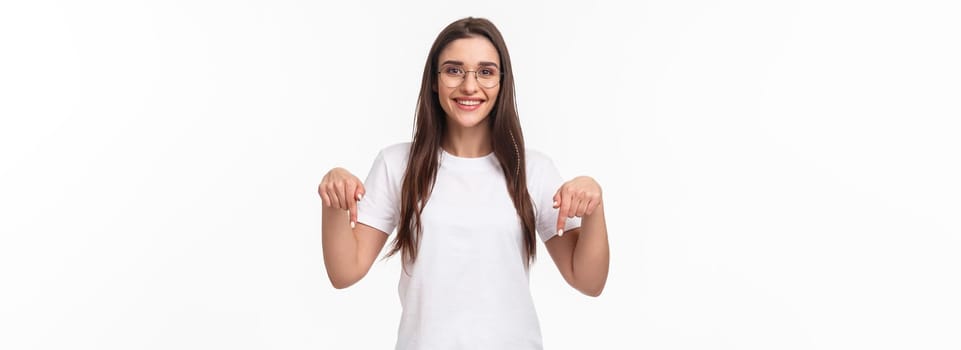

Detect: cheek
436,88,454,113
437,86,454,100
486,89,500,107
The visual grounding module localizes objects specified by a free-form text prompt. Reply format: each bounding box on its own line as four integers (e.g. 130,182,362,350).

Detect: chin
443,104,492,128
450,113,490,128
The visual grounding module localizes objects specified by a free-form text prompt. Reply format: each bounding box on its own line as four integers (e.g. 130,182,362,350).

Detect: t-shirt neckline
439,148,497,170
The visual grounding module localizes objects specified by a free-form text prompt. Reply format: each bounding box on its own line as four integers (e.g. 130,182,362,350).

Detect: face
435,36,501,130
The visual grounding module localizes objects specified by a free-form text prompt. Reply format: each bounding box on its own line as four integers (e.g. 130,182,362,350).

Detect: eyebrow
440,60,500,68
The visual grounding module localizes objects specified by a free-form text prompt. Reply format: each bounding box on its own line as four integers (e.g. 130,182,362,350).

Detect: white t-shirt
356,142,581,350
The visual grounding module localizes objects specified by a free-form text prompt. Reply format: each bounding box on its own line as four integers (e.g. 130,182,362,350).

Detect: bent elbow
581,286,604,297
570,274,605,297
328,274,360,289
577,284,604,298
330,280,354,289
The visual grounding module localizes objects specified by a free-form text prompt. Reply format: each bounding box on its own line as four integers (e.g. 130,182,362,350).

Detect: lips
453,97,484,111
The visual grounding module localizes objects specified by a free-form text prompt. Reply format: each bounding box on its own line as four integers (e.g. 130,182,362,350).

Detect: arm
319,168,389,289
544,176,610,297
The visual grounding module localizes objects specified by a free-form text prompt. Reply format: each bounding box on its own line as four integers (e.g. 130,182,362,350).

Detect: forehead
438,36,500,66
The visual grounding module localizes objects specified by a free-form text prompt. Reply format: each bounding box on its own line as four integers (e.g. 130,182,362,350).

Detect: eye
479,68,497,77
444,66,465,75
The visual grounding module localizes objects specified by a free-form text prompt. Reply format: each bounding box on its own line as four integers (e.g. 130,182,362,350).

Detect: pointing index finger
345,183,358,229
556,190,572,237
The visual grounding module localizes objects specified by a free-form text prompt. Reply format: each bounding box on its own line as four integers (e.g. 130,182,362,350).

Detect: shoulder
525,147,557,173
524,147,565,192
379,142,411,158
376,142,412,164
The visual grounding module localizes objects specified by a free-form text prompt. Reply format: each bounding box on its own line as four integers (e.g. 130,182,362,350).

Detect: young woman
319,17,610,349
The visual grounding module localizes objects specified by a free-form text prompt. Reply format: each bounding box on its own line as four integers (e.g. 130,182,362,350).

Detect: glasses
437,64,503,88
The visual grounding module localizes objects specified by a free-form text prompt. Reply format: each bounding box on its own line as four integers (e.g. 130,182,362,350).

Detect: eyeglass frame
435,64,505,88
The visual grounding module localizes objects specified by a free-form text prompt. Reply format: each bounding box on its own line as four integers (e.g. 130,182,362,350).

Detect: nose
459,71,479,93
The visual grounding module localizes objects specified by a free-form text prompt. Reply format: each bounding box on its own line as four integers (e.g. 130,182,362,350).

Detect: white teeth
457,99,481,106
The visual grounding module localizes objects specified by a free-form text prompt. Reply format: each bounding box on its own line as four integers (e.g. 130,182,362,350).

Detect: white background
1,0,959,349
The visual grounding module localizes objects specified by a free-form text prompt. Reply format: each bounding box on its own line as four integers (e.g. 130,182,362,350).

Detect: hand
318,167,366,228
553,176,602,237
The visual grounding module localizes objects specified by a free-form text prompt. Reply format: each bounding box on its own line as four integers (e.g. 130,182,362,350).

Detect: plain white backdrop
1,0,959,349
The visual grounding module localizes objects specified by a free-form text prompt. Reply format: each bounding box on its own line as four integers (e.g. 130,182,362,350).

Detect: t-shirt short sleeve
528,150,582,242
356,146,404,235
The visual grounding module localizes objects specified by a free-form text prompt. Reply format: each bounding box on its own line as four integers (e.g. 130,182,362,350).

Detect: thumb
552,190,560,209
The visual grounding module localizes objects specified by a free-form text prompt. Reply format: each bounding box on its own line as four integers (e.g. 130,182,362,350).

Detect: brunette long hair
385,17,537,267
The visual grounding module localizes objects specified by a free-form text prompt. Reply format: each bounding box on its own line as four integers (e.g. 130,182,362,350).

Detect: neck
442,122,492,157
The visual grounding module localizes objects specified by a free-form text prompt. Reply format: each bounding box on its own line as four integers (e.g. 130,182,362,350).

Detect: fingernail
357,194,364,201
350,221,356,229
557,229,564,237
553,201,558,207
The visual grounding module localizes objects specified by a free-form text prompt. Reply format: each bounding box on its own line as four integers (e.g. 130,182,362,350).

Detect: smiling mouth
455,99,482,106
